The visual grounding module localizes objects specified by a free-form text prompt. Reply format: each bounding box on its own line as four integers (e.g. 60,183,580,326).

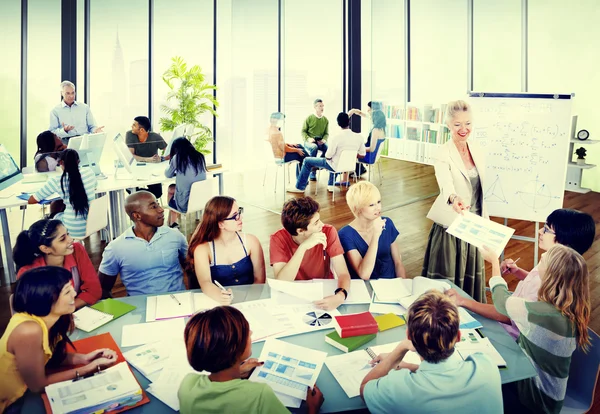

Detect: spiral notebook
74,299,136,332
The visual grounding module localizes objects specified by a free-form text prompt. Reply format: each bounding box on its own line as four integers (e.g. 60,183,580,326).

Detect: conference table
0,162,226,283
21,282,537,413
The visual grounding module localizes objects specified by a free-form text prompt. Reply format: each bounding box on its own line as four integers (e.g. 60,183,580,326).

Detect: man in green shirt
301,99,329,180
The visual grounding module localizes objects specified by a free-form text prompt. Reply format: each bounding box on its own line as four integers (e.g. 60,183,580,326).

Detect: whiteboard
469,93,572,222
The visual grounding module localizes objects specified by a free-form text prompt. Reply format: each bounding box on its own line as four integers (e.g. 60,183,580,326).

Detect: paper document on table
447,211,515,255
121,318,186,347
397,277,451,309
458,307,483,329
369,300,407,316
455,329,506,367
249,338,327,400
314,279,371,305
45,362,142,414
155,292,194,320
274,392,302,408
73,306,113,332
370,279,412,303
325,342,421,398
268,279,323,302
146,292,220,322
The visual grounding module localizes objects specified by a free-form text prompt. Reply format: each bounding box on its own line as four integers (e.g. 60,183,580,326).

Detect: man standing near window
301,99,329,181
49,80,104,141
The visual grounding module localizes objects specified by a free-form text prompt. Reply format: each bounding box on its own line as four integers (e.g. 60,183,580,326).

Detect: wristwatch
334,288,348,300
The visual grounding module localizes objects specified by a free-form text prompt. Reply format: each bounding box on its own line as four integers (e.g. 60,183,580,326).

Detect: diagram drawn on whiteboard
484,175,508,204
515,175,560,212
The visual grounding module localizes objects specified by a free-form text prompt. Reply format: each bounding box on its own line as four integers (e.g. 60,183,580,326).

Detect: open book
145,292,220,322
455,329,507,367
371,276,450,308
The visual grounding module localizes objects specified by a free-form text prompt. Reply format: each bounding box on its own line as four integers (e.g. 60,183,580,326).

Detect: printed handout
447,211,515,255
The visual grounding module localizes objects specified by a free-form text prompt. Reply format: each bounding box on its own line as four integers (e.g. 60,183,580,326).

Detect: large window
27,0,62,164
473,0,521,92
153,0,214,148
282,0,344,144
410,0,468,104
0,0,21,164
528,0,600,191
89,0,148,140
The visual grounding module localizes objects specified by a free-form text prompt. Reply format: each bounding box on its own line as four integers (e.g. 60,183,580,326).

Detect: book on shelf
73,299,136,332
325,331,376,353
334,311,378,338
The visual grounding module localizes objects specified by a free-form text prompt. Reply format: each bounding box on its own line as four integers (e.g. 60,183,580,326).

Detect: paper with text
121,318,186,347
268,279,324,302
447,211,515,255
155,292,194,320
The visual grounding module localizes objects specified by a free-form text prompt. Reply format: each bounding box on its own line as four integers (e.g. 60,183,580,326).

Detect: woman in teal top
178,306,324,414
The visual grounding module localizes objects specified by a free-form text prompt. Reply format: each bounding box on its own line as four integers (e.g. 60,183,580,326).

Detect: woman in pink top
446,208,595,339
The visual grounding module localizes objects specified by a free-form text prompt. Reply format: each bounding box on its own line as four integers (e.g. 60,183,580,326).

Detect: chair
356,139,385,184
72,195,110,241
315,150,358,202
561,328,600,413
263,141,300,193
169,178,216,235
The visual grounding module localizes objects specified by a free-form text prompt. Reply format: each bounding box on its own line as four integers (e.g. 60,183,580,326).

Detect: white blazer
426,139,489,228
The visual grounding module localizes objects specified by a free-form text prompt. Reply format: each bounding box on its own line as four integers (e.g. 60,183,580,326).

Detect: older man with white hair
49,80,104,139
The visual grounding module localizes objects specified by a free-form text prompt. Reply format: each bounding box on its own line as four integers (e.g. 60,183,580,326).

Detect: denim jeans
296,157,335,190
304,141,328,178
284,147,309,176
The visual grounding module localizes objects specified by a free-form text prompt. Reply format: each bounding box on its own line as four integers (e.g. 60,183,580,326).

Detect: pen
214,280,232,295
170,294,181,305
502,257,521,274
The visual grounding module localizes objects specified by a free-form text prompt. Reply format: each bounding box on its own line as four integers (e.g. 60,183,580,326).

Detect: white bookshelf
566,139,598,193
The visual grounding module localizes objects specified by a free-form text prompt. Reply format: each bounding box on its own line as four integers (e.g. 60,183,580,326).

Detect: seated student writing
339,182,406,279
360,290,502,414
269,197,351,310
13,219,101,309
0,267,117,413
28,149,97,239
179,306,323,414
186,196,265,304
483,244,590,413
99,191,188,297
446,208,595,339
165,137,207,227
34,130,66,172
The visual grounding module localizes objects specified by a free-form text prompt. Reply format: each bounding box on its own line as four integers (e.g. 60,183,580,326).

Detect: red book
334,311,378,338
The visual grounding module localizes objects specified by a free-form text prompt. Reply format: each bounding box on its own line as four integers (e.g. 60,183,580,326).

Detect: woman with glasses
186,196,266,304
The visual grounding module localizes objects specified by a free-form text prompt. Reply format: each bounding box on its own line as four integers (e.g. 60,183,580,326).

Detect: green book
74,299,137,333
325,331,376,353
91,298,136,319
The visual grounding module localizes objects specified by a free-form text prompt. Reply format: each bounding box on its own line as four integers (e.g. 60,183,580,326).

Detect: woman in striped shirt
28,149,97,238
485,244,590,413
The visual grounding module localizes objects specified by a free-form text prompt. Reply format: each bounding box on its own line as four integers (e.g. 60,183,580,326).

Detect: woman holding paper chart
422,100,488,302
0,267,117,413
186,196,266,305
340,182,406,279
179,306,323,414
13,218,102,309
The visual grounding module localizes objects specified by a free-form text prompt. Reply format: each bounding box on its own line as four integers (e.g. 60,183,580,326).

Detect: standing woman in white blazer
422,100,488,302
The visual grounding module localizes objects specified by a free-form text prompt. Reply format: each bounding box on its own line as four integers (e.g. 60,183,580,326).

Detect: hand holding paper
446,211,515,256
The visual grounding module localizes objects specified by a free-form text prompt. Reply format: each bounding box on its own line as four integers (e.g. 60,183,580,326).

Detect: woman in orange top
0,267,117,413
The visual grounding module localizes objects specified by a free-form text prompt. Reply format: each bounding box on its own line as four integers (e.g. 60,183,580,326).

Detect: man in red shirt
269,197,351,310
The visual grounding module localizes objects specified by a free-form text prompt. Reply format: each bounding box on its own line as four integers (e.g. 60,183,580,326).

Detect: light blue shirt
49,101,98,138
99,226,187,296
364,353,503,414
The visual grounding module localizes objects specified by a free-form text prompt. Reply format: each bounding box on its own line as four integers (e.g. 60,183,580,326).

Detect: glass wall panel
27,0,61,164
282,0,343,145
0,0,21,164
153,0,214,153
89,0,148,140
473,0,521,92
529,0,600,191
77,0,85,102
410,0,467,104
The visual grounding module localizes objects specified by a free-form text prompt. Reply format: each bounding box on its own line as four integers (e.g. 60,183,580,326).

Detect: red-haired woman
179,306,323,414
186,196,266,304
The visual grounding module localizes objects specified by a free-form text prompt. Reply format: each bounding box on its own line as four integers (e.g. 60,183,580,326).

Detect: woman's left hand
81,348,117,365
240,358,264,379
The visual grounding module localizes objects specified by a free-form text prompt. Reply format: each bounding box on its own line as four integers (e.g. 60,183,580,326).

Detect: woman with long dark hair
34,130,66,172
13,219,101,309
186,196,265,304
28,149,97,238
0,267,117,413
165,137,207,227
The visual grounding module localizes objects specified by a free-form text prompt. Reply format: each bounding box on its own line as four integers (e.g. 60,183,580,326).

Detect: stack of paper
313,279,372,305
268,279,324,305
73,306,113,332
146,292,220,322
250,339,328,407
325,341,421,398
455,329,506,367
45,362,143,414
123,341,181,381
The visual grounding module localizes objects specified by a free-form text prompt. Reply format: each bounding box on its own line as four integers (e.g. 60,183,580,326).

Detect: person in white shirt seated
360,290,503,414
34,131,66,172
49,80,104,141
287,112,366,193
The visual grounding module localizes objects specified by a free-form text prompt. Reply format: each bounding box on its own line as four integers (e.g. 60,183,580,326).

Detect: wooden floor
1,157,599,410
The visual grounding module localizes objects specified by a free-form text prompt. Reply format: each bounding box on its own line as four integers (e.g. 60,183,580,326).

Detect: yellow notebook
374,313,405,331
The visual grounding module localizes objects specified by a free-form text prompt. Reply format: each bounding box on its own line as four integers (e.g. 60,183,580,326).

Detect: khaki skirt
422,223,486,303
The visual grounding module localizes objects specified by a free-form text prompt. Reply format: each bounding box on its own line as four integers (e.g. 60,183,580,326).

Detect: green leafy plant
159,56,218,154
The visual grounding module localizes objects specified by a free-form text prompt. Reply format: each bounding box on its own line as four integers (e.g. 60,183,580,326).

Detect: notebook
145,292,220,322
73,299,136,332
334,312,378,338
374,313,405,331
455,329,507,367
325,331,376,353
371,276,450,308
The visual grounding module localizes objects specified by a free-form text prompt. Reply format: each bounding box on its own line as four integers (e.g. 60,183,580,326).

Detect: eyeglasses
224,207,244,221
542,224,555,235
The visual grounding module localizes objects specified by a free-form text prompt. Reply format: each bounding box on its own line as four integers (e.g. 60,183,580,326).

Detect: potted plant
575,147,587,165
159,56,218,154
